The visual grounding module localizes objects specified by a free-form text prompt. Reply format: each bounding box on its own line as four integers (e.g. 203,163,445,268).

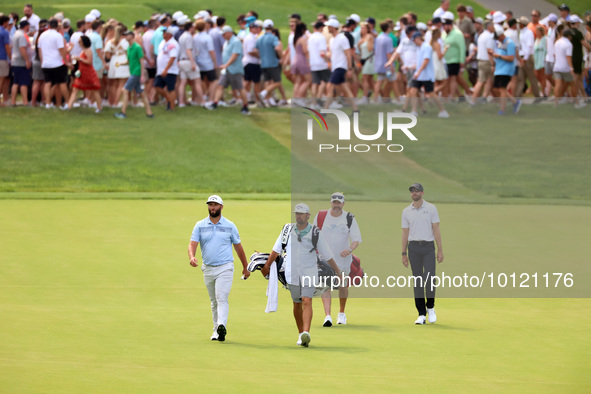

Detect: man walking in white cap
262,203,341,347
188,195,250,342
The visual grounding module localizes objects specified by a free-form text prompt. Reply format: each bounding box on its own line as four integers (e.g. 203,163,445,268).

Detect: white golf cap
206,195,224,205
172,11,183,21
569,15,583,23
84,14,96,23
493,11,506,24
166,25,179,35
221,25,233,34
90,9,101,19
63,18,71,26
293,203,310,214
331,192,345,202
494,25,504,37
547,13,558,22
262,19,274,28
441,11,455,22
417,22,428,31
194,10,209,20
394,21,401,31
349,14,361,23
54,12,65,21
328,14,337,20
177,15,188,25
474,17,484,24
325,19,340,28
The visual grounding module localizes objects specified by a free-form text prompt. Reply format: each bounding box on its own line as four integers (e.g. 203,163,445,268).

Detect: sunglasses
331,195,344,200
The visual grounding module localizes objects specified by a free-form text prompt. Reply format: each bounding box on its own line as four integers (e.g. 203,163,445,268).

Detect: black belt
409,240,434,246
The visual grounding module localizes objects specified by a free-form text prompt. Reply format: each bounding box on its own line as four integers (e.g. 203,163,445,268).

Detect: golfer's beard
296,218,307,226
209,209,221,217
331,207,342,215
412,195,421,201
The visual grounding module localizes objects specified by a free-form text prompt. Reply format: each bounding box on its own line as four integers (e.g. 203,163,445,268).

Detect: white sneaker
218,100,228,107
210,328,219,341
45,103,55,109
60,104,69,111
72,102,81,108
258,90,267,101
328,101,343,109
415,315,426,325
438,110,450,118
427,308,437,323
278,99,288,106
296,333,302,346
574,102,587,109
178,103,186,108
337,313,347,325
410,111,419,117
300,331,311,347
323,315,333,327
358,96,369,105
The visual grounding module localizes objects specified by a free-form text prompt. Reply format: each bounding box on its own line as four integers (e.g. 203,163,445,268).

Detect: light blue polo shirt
191,215,241,266
222,35,244,75
494,37,516,77
151,26,165,56
416,42,435,82
256,32,280,69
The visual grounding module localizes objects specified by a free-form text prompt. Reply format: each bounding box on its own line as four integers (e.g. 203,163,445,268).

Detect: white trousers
202,262,234,328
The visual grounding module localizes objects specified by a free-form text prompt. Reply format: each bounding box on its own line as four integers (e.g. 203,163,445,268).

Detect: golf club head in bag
248,252,288,287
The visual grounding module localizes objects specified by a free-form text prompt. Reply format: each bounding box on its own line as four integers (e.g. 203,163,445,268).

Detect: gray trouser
408,241,436,316
516,55,540,97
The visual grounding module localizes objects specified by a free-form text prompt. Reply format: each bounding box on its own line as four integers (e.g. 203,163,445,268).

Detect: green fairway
1,200,589,392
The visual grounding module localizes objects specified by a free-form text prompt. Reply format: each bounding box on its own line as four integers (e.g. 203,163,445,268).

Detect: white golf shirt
313,210,362,272
401,200,440,241
330,33,351,71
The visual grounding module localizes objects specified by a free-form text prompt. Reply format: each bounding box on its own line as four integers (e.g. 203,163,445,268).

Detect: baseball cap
409,183,424,192
416,22,427,31
432,17,442,24
366,17,376,25
349,14,361,24
166,25,179,35
547,13,558,22
493,11,507,24
441,11,455,22
84,14,96,23
172,11,183,21
262,19,274,28
63,18,71,27
325,19,340,28
558,4,570,11
177,15,188,25
90,9,101,19
518,16,529,25
206,195,224,205
474,17,484,24
569,14,583,23
331,192,345,202
394,21,401,31
494,25,505,37
466,6,474,13
293,203,310,214
328,15,337,20
411,31,423,40
124,30,134,36
251,20,262,28
221,25,233,34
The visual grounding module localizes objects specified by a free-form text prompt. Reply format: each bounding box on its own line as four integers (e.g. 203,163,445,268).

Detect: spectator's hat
441,11,455,22
518,16,529,25
293,203,310,214
262,19,274,28
172,11,183,21
557,4,570,12
166,25,179,35
474,17,484,24
85,14,96,23
206,195,224,205
366,17,376,25
394,21,401,31
411,31,423,41
416,22,427,31
349,14,361,24
177,15,188,25
325,19,340,28
569,14,583,23
221,25,233,34
547,13,558,22
492,11,506,24
494,24,504,37
466,6,474,13
63,18,71,27
90,9,101,19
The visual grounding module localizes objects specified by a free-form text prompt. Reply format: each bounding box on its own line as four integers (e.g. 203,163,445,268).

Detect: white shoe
427,308,437,323
278,99,288,106
210,328,219,341
72,102,81,108
358,97,369,105
218,100,228,107
337,313,347,325
410,111,419,117
323,315,333,327
178,103,186,108
300,331,311,347
296,333,302,346
258,90,267,101
415,315,426,325
438,110,450,118
45,103,55,109
60,104,69,111
328,101,343,109
574,102,587,109
89,102,98,109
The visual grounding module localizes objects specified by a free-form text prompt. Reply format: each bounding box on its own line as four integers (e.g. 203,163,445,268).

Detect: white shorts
179,59,200,80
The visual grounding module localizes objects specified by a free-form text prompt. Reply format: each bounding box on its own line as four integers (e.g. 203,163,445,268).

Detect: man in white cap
516,16,542,100
543,14,558,93
188,195,250,342
313,193,362,327
492,25,522,114
90,9,101,20
261,203,341,347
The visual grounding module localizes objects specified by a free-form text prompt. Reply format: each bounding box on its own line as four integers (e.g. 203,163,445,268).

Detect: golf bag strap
317,210,328,230
280,223,293,253
310,225,320,253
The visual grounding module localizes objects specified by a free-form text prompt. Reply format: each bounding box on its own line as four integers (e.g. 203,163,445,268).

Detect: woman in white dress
105,25,130,106
430,28,448,95
358,22,375,102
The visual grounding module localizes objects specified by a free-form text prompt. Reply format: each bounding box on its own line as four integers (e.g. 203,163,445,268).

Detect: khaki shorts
0,60,9,77
179,59,200,80
477,60,493,82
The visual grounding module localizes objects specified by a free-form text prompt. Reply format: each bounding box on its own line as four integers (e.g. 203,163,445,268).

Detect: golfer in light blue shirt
188,195,249,342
